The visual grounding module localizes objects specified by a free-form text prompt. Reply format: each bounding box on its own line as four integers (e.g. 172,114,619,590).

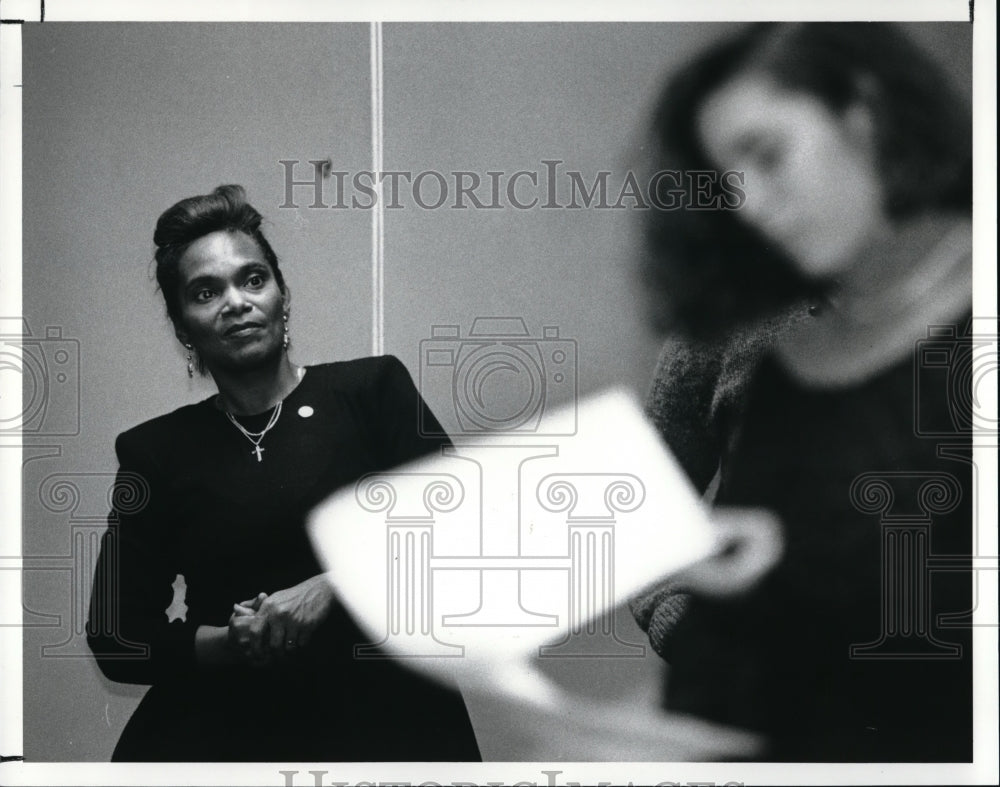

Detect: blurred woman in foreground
631,23,973,761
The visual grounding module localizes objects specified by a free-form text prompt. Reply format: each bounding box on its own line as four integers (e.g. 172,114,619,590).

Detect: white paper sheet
307,388,718,695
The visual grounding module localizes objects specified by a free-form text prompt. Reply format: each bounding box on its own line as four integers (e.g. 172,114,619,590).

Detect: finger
249,617,271,661
675,508,783,597
233,629,251,649
241,621,265,664
232,603,256,617
268,618,286,654
237,592,268,609
282,624,303,653
297,627,313,649
239,632,260,662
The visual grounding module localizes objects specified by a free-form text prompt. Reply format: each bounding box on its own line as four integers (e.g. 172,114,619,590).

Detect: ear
842,74,878,150
843,102,875,142
174,322,191,348
282,284,292,316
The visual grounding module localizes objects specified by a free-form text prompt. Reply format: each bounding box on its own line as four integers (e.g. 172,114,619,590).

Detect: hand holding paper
307,388,781,758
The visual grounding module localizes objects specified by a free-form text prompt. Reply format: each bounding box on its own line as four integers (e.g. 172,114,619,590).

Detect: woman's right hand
227,592,271,666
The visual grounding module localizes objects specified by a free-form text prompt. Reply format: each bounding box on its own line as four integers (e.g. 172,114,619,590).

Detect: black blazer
87,355,480,761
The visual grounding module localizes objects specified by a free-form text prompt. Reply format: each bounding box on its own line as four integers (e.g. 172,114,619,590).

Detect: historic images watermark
0,317,80,437
848,317,999,660
351,466,647,661
0,316,164,660
418,318,577,438
914,316,998,437
277,159,746,212
0,317,91,659
339,318,645,660
277,771,744,787
848,470,967,659
4,470,155,661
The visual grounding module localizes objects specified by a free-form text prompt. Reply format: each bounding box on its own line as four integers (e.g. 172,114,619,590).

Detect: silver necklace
226,401,282,462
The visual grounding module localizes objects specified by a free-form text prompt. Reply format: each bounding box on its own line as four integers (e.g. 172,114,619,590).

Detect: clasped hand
226,574,336,666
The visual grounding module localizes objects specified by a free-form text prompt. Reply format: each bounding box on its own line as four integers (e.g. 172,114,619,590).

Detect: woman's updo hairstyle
153,185,286,323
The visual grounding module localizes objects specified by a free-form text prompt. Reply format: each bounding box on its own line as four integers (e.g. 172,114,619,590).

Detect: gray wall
20,22,970,761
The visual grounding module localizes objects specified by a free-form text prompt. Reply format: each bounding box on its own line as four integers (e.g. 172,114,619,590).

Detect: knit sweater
629,305,973,760
629,304,809,659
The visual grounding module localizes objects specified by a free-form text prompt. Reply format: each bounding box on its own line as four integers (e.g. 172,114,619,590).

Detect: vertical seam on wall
370,21,385,357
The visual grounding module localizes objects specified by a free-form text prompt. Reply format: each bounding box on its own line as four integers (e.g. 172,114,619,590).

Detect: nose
220,285,251,315
737,178,775,230
738,180,788,243
740,191,768,228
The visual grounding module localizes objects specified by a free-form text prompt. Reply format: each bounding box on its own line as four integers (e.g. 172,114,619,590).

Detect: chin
789,241,856,279
219,344,284,373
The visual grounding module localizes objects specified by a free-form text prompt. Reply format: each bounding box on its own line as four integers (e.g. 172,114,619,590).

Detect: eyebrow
729,130,779,157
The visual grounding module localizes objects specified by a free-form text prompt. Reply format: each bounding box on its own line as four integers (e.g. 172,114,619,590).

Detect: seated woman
630,23,973,761
86,185,481,762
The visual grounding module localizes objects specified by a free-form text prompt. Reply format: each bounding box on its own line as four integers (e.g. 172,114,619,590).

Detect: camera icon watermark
418,317,577,437
7,470,150,660
914,316,998,437
0,317,81,437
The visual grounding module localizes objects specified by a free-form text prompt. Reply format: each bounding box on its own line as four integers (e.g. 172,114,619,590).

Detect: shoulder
646,302,808,433
712,301,811,406
304,355,415,396
648,302,805,395
721,302,811,375
115,400,211,456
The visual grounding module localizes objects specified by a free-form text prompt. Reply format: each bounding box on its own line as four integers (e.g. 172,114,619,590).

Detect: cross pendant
252,445,264,462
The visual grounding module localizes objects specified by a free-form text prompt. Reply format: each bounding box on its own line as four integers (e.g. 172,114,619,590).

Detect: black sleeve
86,431,201,684
368,354,452,469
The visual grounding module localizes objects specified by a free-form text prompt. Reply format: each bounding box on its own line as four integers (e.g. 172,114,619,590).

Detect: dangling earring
185,344,195,378
282,313,290,351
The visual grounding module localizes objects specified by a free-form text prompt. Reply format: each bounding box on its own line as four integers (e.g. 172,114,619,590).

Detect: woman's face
696,74,888,277
173,230,288,373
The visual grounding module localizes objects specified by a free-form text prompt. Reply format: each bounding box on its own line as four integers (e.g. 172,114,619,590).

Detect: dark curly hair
153,184,286,324
641,22,972,340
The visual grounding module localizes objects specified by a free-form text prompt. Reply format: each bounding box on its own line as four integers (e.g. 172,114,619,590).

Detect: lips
224,321,265,337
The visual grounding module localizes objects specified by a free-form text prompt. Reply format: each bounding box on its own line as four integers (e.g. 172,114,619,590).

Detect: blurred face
173,231,288,373
696,74,888,277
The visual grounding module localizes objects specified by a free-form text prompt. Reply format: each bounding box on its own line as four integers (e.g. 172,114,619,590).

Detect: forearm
194,624,237,666
628,581,692,660
87,615,201,684
87,529,202,683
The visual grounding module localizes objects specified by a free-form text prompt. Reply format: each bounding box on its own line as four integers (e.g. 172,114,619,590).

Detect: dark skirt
112,658,481,762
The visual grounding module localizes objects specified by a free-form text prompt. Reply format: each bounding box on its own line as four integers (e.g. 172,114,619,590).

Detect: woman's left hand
250,574,337,656
671,506,784,598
